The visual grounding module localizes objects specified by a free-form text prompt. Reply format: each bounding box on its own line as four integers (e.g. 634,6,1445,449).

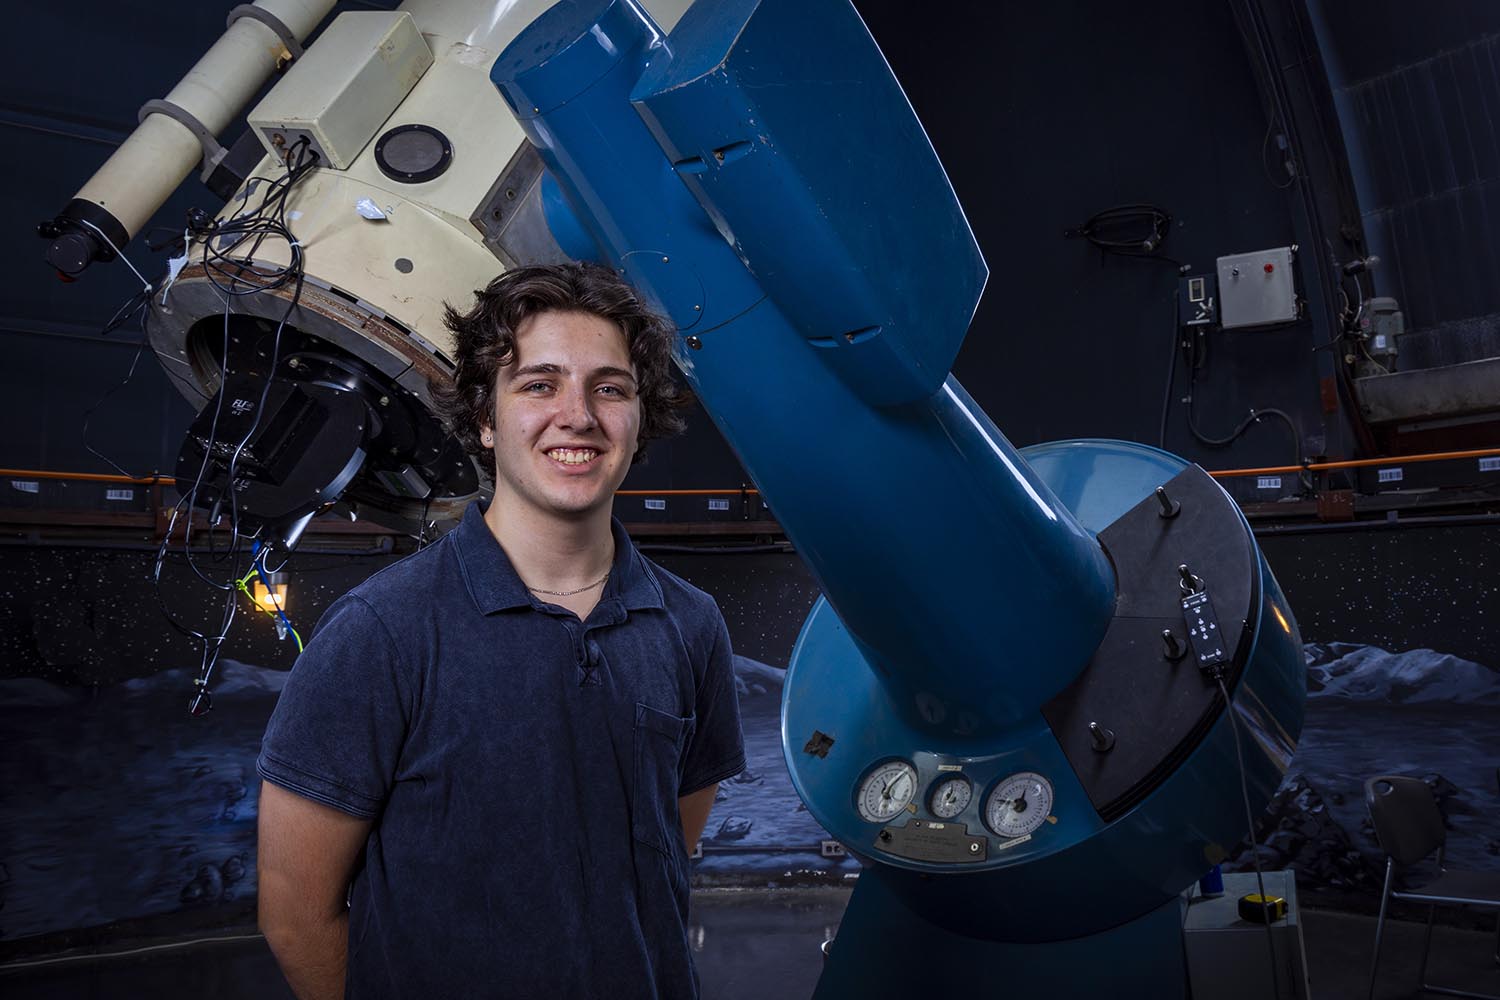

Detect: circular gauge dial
984,772,1054,839
856,760,918,823
928,775,972,819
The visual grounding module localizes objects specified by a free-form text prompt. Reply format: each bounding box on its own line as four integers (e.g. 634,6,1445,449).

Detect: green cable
237,565,303,653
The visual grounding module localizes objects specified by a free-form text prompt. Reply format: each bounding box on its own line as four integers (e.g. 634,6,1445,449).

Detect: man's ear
480,423,495,447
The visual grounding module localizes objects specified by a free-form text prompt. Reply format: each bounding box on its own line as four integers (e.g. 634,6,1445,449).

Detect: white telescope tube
43,0,334,272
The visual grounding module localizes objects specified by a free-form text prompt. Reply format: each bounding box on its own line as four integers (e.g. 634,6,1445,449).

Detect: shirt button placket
559,618,599,687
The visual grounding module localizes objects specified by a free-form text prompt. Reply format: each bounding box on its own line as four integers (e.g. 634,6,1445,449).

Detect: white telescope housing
40,0,689,536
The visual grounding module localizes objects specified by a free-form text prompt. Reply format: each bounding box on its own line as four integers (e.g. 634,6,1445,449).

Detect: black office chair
1364,775,1500,1000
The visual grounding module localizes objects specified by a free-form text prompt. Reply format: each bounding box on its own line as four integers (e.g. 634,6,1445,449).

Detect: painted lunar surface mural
4,642,1498,943
2,542,1498,946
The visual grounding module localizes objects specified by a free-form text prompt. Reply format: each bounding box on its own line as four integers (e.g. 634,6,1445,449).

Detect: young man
256,263,745,999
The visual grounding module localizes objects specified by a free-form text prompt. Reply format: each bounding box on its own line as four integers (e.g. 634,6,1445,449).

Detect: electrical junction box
1216,246,1299,329
249,11,433,170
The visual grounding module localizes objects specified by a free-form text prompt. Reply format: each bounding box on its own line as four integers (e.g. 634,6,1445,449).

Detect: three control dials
857,761,1055,845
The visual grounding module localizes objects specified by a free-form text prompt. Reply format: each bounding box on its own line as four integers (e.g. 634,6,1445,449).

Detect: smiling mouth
546,448,599,466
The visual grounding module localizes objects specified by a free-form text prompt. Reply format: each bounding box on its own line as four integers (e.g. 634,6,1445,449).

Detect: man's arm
258,780,373,1000
679,782,719,850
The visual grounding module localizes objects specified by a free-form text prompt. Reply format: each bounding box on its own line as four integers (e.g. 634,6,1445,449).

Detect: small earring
482,433,493,446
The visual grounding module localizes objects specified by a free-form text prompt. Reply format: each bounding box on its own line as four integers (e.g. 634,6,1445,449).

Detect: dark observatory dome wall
2,1,1499,997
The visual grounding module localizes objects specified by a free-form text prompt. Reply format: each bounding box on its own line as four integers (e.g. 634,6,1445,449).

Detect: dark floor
1,888,1495,999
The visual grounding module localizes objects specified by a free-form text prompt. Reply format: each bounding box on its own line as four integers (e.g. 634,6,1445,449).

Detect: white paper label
1256,476,1281,490
1479,457,1500,473
643,499,666,511
105,488,134,501
1377,467,1403,483
10,480,39,494
707,499,730,511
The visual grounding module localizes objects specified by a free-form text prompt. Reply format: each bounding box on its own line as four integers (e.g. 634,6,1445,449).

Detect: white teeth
548,448,598,465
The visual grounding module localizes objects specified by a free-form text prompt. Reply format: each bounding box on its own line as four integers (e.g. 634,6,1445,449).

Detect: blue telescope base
818,867,1187,998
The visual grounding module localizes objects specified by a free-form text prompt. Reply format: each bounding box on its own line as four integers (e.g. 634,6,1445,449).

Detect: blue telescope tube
491,0,1116,740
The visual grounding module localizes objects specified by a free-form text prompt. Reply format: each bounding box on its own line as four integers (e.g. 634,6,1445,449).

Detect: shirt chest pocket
632,702,696,858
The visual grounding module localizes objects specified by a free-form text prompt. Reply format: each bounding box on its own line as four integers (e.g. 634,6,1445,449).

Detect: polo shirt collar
455,503,664,615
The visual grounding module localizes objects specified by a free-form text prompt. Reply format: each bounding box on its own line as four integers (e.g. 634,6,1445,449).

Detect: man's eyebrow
592,365,638,384
508,363,562,381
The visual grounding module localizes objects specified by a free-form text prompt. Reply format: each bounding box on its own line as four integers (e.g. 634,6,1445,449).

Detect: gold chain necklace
527,571,610,597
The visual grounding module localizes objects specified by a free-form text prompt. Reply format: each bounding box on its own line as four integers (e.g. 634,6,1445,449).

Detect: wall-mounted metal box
1216,246,1298,329
248,11,433,170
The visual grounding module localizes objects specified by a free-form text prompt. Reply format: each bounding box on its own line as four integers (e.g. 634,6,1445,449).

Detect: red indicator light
1263,262,1275,274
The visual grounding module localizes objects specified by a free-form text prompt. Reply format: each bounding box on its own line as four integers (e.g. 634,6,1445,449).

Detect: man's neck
483,494,616,594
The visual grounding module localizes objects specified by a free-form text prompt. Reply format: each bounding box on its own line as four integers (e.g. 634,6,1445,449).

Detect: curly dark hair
431,262,689,477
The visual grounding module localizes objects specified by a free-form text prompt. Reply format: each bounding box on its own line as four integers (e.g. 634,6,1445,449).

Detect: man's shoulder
340,530,466,622
636,554,724,631
638,553,717,612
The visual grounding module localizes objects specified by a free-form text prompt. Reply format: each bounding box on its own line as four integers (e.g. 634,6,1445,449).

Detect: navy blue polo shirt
257,504,744,999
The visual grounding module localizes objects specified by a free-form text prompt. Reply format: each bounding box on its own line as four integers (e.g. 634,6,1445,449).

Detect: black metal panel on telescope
1042,465,1259,821
175,374,368,528
177,313,479,534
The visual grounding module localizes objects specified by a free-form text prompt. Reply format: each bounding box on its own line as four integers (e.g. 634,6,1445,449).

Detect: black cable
1185,365,1304,472
195,139,314,300
1314,265,1371,353
1217,673,1284,1000
1161,295,1309,488
1160,293,1183,450
186,142,314,546
215,141,316,544
80,288,153,477
148,138,317,713
222,266,305,548
176,298,237,592
187,141,316,710
1259,117,1297,191
151,504,224,650
1064,204,1188,271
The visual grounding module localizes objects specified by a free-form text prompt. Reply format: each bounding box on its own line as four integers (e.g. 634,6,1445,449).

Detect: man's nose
557,384,597,429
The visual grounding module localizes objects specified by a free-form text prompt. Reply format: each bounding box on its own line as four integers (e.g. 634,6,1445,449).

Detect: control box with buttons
1215,246,1298,329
